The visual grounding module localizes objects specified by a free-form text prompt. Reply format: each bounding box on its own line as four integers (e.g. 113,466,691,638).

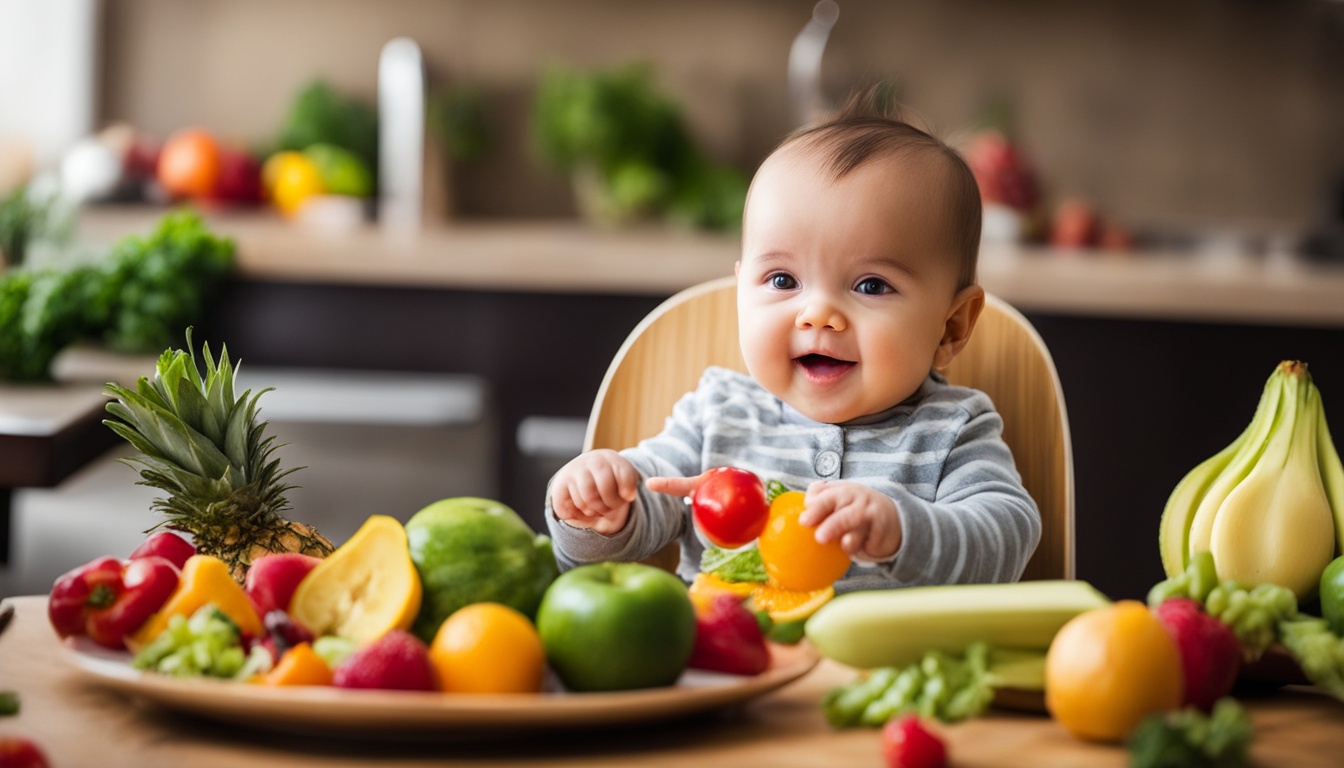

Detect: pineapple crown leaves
102,330,300,519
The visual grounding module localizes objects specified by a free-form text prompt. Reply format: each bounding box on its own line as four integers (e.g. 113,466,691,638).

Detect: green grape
823,643,995,729
1205,581,1297,658
1277,617,1344,699
131,604,248,679
1148,551,1220,607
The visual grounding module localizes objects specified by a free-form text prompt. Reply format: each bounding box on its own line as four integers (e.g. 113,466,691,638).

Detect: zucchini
804,580,1111,669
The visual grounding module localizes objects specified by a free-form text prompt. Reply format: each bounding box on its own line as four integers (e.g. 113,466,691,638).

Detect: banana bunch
1159,361,1344,599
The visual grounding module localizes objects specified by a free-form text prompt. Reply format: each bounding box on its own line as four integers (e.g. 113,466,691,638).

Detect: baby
545,95,1041,591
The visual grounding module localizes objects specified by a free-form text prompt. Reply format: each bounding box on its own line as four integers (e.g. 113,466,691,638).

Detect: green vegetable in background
275,80,379,181
0,210,234,381
1127,698,1253,768
531,62,746,231
0,185,70,269
95,210,235,353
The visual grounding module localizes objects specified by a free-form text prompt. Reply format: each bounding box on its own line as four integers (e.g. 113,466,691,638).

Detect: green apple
536,562,697,692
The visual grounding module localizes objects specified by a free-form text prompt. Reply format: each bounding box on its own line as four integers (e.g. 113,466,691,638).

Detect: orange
157,128,221,199
756,491,851,591
262,642,334,687
1045,600,1183,743
749,581,834,624
430,602,546,694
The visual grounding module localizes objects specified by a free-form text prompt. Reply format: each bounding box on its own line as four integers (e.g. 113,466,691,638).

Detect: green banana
1157,361,1344,601
1318,401,1344,556
1209,365,1335,598
1157,377,1277,577
1184,372,1285,560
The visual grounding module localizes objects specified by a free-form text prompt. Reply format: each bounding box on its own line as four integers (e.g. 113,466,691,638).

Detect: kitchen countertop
76,206,1344,329
2,595,1343,766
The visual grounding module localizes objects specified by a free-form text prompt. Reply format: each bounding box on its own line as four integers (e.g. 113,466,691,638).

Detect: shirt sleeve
875,404,1043,586
544,378,711,572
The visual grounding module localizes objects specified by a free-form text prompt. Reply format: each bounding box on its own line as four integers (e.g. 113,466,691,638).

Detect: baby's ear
932,285,985,372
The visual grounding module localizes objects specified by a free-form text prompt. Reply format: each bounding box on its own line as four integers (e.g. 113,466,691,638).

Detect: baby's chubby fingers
645,470,708,499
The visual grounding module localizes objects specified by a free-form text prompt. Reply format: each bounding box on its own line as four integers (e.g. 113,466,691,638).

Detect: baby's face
737,146,965,424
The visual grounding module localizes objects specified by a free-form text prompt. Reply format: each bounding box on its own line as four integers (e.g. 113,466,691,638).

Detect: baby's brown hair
773,91,983,290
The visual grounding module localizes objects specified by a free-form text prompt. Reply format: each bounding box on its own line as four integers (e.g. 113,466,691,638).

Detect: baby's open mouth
795,353,856,377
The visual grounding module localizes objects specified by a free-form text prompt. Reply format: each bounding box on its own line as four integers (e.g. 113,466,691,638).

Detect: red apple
0,737,52,768
129,531,196,570
1153,597,1242,711
213,146,262,204
245,553,323,617
688,593,769,676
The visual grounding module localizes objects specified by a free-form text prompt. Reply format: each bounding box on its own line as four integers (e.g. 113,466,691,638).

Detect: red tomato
691,467,769,549
882,715,947,768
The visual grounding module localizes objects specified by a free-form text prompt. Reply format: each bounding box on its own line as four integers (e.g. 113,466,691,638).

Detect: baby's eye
854,277,892,296
768,273,798,290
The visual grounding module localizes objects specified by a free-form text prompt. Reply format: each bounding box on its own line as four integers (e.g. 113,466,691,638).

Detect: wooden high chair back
584,275,1075,581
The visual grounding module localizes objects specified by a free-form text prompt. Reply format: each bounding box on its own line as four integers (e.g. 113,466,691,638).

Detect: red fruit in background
692,467,770,549
1153,597,1242,712
129,531,196,570
332,629,437,691
1050,199,1100,248
157,128,221,199
0,737,52,768
964,130,1039,212
245,552,323,617
881,715,948,768
688,593,770,676
213,146,263,204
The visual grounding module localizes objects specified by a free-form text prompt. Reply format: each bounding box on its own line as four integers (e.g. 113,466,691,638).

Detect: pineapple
103,331,333,581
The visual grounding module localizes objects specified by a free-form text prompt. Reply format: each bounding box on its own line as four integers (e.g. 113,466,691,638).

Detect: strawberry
1153,597,1242,711
332,629,438,691
688,593,770,676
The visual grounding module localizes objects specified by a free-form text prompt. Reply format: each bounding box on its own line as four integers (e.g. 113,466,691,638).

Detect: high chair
583,275,1074,582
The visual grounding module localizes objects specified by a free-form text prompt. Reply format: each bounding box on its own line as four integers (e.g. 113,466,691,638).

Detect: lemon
262,151,325,216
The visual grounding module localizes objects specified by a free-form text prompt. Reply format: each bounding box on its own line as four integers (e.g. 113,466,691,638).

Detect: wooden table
2,595,1341,766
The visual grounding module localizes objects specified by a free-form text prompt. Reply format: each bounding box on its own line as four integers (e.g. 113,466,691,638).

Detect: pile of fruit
45,335,788,695
53,80,376,223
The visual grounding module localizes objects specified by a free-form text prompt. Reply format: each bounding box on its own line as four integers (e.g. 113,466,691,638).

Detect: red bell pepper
48,555,180,649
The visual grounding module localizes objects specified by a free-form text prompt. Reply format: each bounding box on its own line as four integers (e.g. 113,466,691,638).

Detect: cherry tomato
881,715,947,768
691,467,769,549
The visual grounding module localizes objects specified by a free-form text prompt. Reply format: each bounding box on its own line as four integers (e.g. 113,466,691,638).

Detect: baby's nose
796,299,846,331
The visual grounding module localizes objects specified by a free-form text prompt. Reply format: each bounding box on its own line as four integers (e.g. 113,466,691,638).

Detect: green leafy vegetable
0,690,18,716
531,62,746,231
1128,698,1253,768
0,209,234,381
275,80,379,178
700,542,767,583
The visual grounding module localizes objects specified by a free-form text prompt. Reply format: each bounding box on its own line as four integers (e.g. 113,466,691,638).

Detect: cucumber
804,580,1111,669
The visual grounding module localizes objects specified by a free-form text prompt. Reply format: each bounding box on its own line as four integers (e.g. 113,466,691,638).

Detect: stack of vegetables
0,209,233,381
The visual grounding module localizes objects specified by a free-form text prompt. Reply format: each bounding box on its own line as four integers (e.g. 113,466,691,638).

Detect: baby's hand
550,449,640,535
800,480,903,560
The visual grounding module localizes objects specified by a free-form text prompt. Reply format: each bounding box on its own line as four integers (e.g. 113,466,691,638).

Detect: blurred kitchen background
2,0,1343,600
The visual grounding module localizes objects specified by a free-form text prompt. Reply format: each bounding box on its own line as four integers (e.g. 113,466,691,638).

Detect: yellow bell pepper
130,554,263,649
